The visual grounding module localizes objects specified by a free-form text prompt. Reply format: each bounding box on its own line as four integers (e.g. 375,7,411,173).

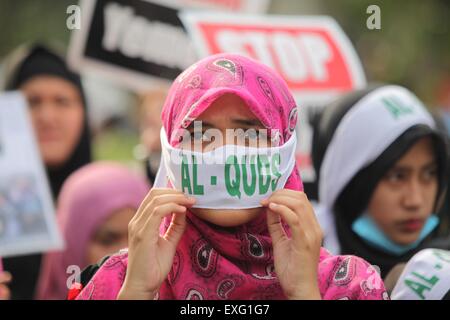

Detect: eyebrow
230,118,264,128
186,119,264,130
95,229,122,238
186,121,214,130
391,161,438,172
422,161,438,170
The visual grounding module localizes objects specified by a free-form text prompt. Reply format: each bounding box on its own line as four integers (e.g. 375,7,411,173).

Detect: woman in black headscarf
313,84,449,278
4,44,92,198
2,44,92,299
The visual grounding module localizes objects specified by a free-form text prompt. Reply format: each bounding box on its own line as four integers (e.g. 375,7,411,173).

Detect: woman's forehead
194,94,263,127
20,75,82,98
394,136,437,168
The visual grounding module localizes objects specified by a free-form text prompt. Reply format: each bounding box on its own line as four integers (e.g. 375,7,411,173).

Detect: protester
389,248,450,300
36,162,149,300
3,44,92,199
2,44,92,299
72,54,387,300
313,85,449,278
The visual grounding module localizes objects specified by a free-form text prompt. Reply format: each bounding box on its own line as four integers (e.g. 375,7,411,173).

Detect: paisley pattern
191,238,218,278
168,250,183,285
213,59,236,75
183,284,206,300
332,256,356,286
216,275,244,299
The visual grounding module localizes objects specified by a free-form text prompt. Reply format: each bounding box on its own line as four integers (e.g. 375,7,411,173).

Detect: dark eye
244,130,258,140
95,233,120,246
55,96,71,107
385,171,406,183
191,130,205,141
27,95,41,108
240,129,268,141
421,167,438,182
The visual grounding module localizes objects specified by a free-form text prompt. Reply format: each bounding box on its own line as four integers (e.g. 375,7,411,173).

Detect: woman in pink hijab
75,54,388,300
36,162,149,299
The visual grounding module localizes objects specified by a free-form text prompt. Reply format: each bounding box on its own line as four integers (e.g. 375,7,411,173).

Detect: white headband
154,127,297,209
391,249,450,300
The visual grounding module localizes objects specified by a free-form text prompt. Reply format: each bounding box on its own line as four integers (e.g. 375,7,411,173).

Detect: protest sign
68,0,197,92
148,0,270,13
68,0,270,92
0,92,64,258
179,12,367,183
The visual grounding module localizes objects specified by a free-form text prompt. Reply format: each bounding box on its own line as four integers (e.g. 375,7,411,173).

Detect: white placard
0,92,64,258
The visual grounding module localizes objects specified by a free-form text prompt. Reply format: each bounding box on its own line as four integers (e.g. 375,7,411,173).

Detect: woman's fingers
264,191,321,237
132,193,195,228
132,188,185,223
140,202,189,245
266,207,287,245
136,188,180,214
121,189,196,299
267,202,306,245
269,189,308,199
163,210,187,246
265,191,309,214
128,191,196,268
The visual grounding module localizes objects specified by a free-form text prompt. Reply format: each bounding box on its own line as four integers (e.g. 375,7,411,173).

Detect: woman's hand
261,189,323,300
0,271,12,300
117,188,196,300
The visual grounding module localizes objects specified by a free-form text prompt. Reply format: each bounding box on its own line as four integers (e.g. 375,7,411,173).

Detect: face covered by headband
154,53,302,208
157,126,297,209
